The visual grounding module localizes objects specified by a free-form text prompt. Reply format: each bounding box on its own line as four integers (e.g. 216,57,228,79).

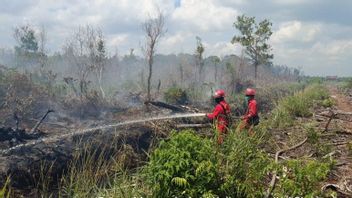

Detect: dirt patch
323,86,352,195
329,86,352,129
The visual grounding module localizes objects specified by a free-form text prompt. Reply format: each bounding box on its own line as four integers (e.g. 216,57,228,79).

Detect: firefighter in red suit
206,89,231,144
238,88,258,135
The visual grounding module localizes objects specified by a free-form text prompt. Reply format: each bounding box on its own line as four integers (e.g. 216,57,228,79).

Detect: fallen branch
335,110,352,116
336,129,352,135
322,184,352,197
265,137,308,198
324,110,336,132
327,141,350,146
30,109,54,134
335,161,348,166
145,101,186,112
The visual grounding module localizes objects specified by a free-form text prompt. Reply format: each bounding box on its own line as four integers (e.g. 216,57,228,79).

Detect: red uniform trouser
216,123,228,144
237,120,254,136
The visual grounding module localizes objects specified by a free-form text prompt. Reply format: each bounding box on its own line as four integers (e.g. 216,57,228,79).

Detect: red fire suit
243,99,258,123
239,98,258,135
207,100,231,144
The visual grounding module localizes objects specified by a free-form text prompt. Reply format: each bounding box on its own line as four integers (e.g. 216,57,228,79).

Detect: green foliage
321,98,334,108
342,78,352,89
281,93,312,117
268,84,329,128
220,132,274,197
306,125,319,145
14,25,39,53
275,159,332,197
304,77,324,85
255,82,306,112
303,84,329,101
164,87,188,105
144,130,219,197
231,14,273,78
268,105,294,129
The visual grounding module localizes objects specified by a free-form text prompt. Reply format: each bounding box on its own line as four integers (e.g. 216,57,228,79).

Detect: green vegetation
0,177,10,198
268,84,329,128
342,78,352,89
275,159,332,197
164,87,188,105
55,129,331,197
144,130,218,197
231,14,273,78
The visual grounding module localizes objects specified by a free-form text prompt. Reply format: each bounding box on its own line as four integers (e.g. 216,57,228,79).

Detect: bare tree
64,25,107,98
195,36,204,84
89,30,106,98
142,11,165,102
38,26,49,75
209,56,220,82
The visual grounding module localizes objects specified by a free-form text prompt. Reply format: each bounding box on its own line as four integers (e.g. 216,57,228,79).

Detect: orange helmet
245,88,256,96
214,89,225,98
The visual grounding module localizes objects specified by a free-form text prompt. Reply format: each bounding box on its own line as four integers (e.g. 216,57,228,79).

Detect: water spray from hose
0,113,206,155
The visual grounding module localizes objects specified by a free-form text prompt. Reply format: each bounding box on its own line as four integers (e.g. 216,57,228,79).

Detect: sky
0,0,351,76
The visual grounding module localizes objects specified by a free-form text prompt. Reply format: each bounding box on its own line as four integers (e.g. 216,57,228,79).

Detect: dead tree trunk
143,11,165,103
30,109,54,134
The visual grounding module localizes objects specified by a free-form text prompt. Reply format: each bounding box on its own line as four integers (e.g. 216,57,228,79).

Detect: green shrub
268,84,329,128
144,130,219,197
281,93,312,117
343,78,352,89
268,105,294,128
321,98,334,108
220,132,274,197
275,159,331,197
164,87,189,105
303,84,329,101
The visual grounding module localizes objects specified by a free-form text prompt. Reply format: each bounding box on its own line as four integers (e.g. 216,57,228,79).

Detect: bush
281,93,312,117
220,131,273,197
275,159,332,197
267,84,330,128
164,87,189,105
144,130,219,197
343,78,352,89
321,98,334,108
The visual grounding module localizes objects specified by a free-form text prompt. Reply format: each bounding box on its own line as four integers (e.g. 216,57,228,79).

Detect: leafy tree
14,25,39,53
231,15,273,79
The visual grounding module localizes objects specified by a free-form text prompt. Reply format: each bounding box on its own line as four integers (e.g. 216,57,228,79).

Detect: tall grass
268,84,329,128
58,137,123,198
0,177,10,198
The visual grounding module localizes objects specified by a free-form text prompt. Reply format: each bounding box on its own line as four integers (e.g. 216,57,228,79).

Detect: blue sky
0,0,351,76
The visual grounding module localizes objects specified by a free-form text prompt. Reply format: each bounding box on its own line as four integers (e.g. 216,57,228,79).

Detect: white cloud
271,0,315,5
204,41,242,57
312,39,352,57
172,0,238,31
271,21,321,44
